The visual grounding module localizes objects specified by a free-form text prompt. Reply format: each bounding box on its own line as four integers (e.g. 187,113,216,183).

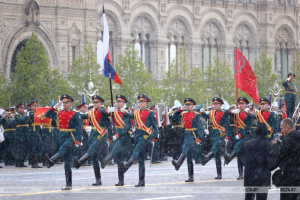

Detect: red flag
235,48,260,103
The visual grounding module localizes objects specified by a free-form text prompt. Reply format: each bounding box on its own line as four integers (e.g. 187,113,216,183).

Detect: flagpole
235,47,238,107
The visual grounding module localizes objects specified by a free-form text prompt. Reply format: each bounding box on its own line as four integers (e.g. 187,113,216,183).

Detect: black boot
201,152,213,166
185,164,194,182
115,165,124,186
92,165,102,186
224,151,236,165
215,161,222,179
31,154,42,168
172,154,186,171
73,153,90,169
45,153,61,168
237,157,244,180
120,157,135,174
16,160,27,167
101,154,114,169
135,167,145,187
62,170,72,190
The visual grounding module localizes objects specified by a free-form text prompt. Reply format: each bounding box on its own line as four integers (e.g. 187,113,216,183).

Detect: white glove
180,106,187,111
231,109,239,114
75,144,79,147
107,107,115,114
225,138,229,143
152,141,155,146
236,135,241,140
157,134,160,139
85,126,91,133
120,107,125,113
53,101,62,109
287,77,291,81
200,108,205,112
196,141,201,145
245,108,250,113
113,135,117,141
205,111,209,115
204,129,209,135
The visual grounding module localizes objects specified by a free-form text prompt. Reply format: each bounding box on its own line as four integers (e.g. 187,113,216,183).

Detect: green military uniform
1,110,16,165
256,98,278,141
282,73,297,118
99,94,132,186
13,103,29,167
73,95,112,186
45,94,83,190
224,97,254,180
28,101,42,168
120,94,158,187
172,98,203,182
201,97,231,180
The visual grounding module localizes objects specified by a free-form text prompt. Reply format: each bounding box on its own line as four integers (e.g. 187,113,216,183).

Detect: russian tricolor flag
103,8,122,84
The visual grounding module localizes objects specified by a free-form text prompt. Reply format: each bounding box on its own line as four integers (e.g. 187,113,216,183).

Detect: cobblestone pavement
0,158,280,200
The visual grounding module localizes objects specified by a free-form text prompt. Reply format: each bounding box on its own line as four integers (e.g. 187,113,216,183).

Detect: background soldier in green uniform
282,73,297,118
120,94,158,187
172,98,203,182
13,103,30,167
1,109,16,166
73,95,113,186
45,94,83,190
28,100,42,168
100,94,131,186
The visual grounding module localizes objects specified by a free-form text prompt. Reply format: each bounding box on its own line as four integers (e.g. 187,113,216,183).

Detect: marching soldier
224,97,253,180
193,104,206,164
28,100,42,168
256,98,278,141
45,94,83,190
282,73,297,118
172,98,203,182
14,103,30,167
99,94,131,186
73,95,113,186
249,105,257,138
120,94,158,187
1,109,16,166
201,97,231,179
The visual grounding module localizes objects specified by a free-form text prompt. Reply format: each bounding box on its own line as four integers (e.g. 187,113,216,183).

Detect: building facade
1,0,300,81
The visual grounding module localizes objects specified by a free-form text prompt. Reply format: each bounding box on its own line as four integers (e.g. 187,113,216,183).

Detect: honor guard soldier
120,94,159,187
172,98,203,182
1,109,16,166
256,98,278,141
201,97,231,179
277,103,287,141
28,100,42,168
224,97,253,180
14,103,30,167
45,95,83,190
100,94,131,186
73,95,112,186
76,102,90,163
282,73,297,118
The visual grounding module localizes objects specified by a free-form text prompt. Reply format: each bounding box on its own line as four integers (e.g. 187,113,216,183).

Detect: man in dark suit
243,123,278,200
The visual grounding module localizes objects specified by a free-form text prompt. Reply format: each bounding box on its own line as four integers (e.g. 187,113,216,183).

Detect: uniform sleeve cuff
225,136,230,140
74,141,81,145
107,138,112,142
152,138,158,142
116,134,120,139
51,106,57,111
178,108,183,113
238,133,242,138
196,138,202,143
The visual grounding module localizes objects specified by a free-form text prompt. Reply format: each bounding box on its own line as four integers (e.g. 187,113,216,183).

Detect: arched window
275,26,294,79
276,42,289,79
